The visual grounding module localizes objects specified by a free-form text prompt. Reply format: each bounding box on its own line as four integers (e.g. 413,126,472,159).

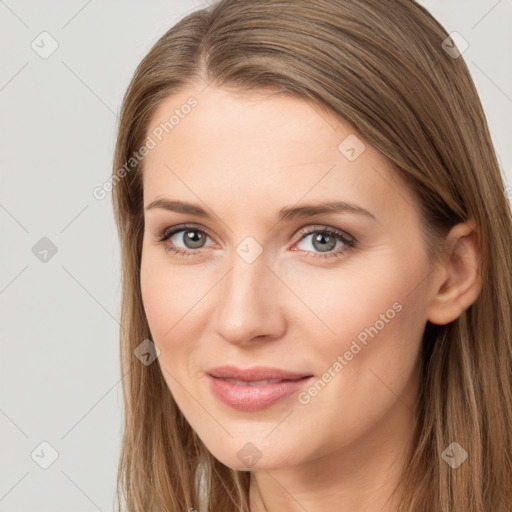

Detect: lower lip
207,374,313,411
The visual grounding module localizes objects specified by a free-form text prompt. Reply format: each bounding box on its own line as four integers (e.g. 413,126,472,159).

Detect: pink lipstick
207,365,313,411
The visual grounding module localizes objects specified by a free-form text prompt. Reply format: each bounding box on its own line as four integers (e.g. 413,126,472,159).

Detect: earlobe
427,220,482,326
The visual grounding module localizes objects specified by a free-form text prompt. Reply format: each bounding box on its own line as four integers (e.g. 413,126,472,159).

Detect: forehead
142,86,416,226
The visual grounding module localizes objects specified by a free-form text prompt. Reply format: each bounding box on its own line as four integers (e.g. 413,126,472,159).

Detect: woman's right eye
157,225,214,256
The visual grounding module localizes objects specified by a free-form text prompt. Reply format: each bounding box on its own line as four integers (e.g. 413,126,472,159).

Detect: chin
202,436,303,472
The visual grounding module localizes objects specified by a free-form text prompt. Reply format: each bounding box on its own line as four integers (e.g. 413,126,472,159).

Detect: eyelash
155,223,357,260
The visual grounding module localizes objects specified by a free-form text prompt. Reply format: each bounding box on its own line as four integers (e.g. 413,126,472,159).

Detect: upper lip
207,365,312,382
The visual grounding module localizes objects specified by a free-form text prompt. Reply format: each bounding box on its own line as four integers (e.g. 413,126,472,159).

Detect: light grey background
1,1,510,511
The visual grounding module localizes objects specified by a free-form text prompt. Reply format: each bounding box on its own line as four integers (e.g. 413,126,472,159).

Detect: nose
212,252,287,345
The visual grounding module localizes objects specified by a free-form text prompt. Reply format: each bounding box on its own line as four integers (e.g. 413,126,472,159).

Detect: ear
427,220,482,325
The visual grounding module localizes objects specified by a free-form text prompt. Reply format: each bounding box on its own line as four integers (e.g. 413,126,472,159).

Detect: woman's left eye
156,224,357,260
293,226,356,260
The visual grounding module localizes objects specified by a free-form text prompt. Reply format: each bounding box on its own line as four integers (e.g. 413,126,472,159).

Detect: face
140,84,436,472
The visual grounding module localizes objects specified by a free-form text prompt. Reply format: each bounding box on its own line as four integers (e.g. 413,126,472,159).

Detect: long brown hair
111,1,512,510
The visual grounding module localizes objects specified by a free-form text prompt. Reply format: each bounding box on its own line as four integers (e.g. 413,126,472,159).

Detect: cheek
140,255,197,403
140,249,210,370
284,258,408,343
290,271,426,452
288,252,428,389
140,252,165,334
140,248,194,337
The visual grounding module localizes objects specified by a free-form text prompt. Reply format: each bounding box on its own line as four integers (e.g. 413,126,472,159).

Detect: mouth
219,377,300,386
206,366,314,411
207,365,312,382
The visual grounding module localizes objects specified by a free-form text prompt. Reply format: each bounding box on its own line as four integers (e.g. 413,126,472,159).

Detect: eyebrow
145,198,379,224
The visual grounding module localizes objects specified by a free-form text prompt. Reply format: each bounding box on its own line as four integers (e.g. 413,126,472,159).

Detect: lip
206,365,314,412
207,365,311,381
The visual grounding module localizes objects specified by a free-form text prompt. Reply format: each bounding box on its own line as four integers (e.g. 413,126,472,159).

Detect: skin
140,83,482,511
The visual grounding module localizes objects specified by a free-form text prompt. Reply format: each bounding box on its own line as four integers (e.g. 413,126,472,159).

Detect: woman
111,0,512,510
